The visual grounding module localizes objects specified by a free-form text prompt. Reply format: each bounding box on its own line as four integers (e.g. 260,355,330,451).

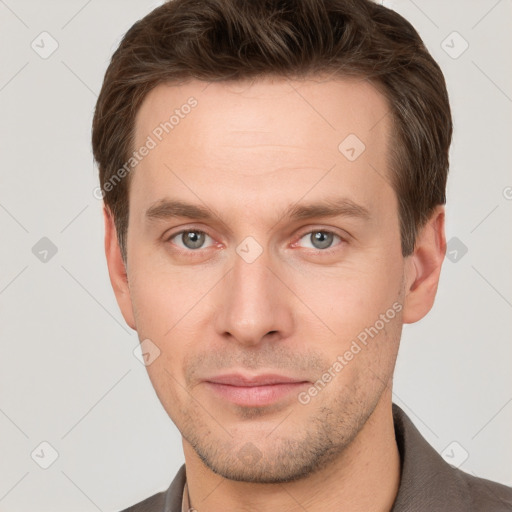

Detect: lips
205,373,307,386
203,373,310,407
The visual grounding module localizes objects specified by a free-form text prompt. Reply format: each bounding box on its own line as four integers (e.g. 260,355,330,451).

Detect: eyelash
165,228,346,255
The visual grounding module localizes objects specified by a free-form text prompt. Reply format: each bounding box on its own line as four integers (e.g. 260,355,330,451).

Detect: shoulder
458,470,512,511
119,490,167,512
118,464,186,512
391,403,512,511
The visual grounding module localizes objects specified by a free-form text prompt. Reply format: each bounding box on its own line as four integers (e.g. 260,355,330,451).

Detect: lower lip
204,382,309,407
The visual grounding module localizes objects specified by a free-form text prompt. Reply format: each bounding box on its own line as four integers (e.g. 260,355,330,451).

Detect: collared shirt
121,403,512,512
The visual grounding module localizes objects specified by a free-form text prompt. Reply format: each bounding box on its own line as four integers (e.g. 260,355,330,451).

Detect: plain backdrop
0,0,511,510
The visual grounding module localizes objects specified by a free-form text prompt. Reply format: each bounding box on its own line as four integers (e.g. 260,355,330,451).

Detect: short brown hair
92,0,452,261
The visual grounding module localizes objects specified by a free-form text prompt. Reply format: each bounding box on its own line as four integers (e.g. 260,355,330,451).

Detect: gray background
0,0,511,510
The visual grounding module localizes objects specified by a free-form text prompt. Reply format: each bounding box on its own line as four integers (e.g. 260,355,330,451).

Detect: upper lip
204,373,309,387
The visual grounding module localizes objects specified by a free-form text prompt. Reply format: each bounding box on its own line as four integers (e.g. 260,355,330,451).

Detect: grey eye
171,230,211,250
299,231,340,250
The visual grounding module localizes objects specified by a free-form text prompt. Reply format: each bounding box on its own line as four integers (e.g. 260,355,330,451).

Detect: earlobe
402,205,446,324
103,206,136,330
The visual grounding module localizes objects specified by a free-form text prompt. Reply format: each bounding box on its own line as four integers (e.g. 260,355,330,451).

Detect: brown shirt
121,403,512,511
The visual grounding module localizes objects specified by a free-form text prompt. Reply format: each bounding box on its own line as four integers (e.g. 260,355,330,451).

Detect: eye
167,230,215,251
295,230,344,251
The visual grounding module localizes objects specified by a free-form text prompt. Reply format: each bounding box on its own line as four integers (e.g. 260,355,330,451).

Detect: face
106,76,439,483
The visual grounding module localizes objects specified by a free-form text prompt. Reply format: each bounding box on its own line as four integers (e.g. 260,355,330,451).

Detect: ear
103,206,136,330
402,205,446,324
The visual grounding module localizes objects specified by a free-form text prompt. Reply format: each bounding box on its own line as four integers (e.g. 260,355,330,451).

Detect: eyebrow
145,197,371,225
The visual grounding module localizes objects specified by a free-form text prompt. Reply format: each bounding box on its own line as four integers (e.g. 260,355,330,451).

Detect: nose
214,246,294,347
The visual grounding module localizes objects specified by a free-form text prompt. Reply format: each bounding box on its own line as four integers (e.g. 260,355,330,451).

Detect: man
91,0,512,510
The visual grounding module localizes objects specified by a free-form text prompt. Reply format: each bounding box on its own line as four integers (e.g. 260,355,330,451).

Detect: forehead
135,75,391,150
130,76,394,223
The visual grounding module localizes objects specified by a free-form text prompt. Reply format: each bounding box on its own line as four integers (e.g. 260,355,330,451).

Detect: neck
182,392,400,512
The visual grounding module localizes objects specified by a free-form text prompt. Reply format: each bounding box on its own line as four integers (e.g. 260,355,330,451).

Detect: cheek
127,245,212,333
129,275,171,337
289,252,404,340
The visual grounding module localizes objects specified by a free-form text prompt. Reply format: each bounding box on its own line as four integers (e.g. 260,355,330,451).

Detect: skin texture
104,76,446,511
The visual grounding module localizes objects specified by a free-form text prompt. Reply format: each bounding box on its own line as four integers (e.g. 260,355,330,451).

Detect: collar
181,481,190,512
389,402,471,510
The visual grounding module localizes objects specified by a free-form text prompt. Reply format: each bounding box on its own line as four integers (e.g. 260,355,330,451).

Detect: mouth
203,373,310,407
